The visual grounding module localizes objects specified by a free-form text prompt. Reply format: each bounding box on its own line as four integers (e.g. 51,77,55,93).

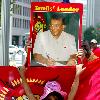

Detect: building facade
94,0,100,27
10,0,34,47
86,0,100,27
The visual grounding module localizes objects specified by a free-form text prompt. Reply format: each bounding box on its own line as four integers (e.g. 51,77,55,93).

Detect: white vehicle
9,45,18,61
9,45,18,53
17,47,27,56
14,47,27,67
9,45,27,67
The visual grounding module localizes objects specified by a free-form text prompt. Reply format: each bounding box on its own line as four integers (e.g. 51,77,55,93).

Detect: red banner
31,2,83,13
0,58,100,99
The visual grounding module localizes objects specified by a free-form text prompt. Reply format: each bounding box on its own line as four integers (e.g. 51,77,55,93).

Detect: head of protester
90,39,98,49
40,81,66,100
90,39,100,58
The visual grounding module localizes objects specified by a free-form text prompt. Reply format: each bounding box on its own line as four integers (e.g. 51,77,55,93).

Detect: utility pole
0,0,10,65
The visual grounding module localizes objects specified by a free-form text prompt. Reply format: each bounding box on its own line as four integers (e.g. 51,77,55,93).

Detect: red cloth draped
0,58,100,99
0,66,76,99
92,47,100,58
75,58,100,100
25,67,76,96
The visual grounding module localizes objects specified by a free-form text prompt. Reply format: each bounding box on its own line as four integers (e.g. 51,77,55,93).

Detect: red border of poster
28,2,83,66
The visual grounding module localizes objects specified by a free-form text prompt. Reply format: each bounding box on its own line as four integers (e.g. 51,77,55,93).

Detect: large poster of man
29,2,83,66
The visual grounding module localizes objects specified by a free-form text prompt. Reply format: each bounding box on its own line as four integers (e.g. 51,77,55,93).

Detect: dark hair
51,13,65,25
81,41,91,58
42,91,64,100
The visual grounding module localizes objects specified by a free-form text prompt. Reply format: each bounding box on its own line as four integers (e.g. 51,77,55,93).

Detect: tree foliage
83,25,100,44
83,26,97,43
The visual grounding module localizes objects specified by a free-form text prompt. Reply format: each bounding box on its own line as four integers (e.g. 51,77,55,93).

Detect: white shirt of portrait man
33,30,77,66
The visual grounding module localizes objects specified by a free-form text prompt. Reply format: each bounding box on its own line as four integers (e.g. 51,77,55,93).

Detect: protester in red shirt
90,39,100,58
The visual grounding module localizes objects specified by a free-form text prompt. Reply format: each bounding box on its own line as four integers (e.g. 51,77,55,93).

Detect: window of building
23,19,30,29
19,19,22,28
16,0,22,2
23,6,30,17
23,0,31,3
13,17,22,28
12,36,19,46
13,4,22,15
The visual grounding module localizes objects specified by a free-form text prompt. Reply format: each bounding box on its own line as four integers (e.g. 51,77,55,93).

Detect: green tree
95,23,100,43
83,26,97,43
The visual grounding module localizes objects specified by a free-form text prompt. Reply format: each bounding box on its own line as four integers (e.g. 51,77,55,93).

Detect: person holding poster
32,13,77,66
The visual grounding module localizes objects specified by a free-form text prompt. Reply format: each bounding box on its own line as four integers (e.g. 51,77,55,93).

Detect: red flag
75,58,100,100
0,66,76,99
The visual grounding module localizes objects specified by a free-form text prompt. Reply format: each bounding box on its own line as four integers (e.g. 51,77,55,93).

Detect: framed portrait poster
28,2,83,67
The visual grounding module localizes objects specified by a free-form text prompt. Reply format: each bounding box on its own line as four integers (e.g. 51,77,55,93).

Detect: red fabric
5,85,25,100
0,58,100,100
75,58,100,100
0,66,76,99
0,80,13,100
92,47,100,58
0,67,25,99
25,67,76,96
0,67,20,88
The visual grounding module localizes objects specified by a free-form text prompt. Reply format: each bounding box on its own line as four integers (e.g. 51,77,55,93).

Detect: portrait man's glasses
49,24,62,28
